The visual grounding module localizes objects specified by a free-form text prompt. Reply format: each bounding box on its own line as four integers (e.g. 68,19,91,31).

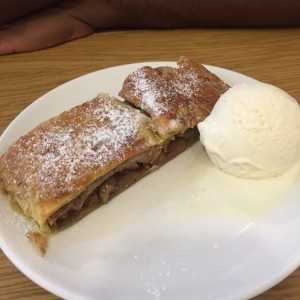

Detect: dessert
198,82,300,179
119,56,229,139
0,57,228,254
0,94,163,233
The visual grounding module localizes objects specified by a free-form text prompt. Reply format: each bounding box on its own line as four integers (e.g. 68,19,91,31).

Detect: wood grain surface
0,28,300,299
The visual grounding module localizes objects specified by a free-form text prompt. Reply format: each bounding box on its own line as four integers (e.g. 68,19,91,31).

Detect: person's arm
0,0,299,55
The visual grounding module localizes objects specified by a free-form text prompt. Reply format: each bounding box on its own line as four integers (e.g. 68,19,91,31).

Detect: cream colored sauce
165,143,300,221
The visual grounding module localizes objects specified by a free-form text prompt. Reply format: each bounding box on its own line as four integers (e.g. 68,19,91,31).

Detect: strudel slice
119,56,229,139
0,57,229,255
0,95,163,232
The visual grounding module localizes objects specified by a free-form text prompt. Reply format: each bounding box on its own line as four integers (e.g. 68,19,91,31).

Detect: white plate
1,62,300,300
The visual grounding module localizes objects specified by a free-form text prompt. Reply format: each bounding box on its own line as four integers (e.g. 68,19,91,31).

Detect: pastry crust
26,231,47,256
0,57,229,249
0,94,162,230
119,56,229,138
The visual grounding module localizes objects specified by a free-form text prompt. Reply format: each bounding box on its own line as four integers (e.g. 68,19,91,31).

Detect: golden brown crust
0,178,4,192
0,57,229,239
119,56,229,138
26,231,47,256
0,95,162,228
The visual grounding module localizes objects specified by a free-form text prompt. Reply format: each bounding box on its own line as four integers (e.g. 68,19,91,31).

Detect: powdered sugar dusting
0,96,150,201
130,67,201,115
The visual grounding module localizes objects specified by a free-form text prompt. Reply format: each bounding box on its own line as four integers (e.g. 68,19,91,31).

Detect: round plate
0,62,300,300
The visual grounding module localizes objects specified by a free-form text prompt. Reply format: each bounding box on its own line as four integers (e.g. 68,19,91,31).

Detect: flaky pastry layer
0,95,162,229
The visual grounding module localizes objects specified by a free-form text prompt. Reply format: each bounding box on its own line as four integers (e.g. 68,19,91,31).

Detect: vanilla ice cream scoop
198,82,300,179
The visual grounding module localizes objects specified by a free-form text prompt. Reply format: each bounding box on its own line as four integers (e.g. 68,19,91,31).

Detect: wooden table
1,28,300,299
